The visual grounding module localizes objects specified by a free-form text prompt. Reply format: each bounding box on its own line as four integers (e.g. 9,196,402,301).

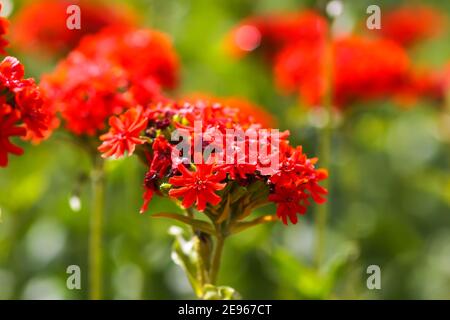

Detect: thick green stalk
209,235,225,285
89,156,105,300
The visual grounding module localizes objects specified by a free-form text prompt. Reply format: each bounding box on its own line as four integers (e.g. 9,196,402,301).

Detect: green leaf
229,215,277,234
216,195,231,224
230,185,248,204
153,213,216,235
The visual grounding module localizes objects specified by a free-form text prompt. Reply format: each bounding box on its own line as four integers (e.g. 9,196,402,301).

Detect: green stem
89,156,105,300
210,235,225,285
315,34,333,269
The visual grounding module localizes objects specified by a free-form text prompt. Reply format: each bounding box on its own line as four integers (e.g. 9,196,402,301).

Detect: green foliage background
0,0,449,299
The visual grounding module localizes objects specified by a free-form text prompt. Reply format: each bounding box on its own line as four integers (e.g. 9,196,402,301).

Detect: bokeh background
0,0,449,299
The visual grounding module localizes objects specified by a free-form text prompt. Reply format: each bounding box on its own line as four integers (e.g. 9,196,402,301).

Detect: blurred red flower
11,0,137,56
274,36,410,107
397,63,450,106
42,27,179,136
77,27,179,99
41,53,131,135
378,6,445,47
0,14,8,54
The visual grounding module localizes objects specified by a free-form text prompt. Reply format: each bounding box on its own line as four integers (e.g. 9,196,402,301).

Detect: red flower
77,27,180,94
185,93,275,128
0,10,8,54
139,137,173,213
41,53,131,135
140,167,159,214
0,111,26,167
15,83,50,139
398,63,450,105
268,146,328,224
269,184,308,225
378,6,445,47
169,164,226,211
274,36,410,107
99,108,148,159
11,0,137,56
0,56,25,90
0,56,54,167
149,136,173,178
42,28,179,136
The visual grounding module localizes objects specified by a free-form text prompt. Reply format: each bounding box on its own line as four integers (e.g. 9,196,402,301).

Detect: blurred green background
0,0,449,299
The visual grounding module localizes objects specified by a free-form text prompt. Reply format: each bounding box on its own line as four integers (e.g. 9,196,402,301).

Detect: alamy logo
366,5,381,30
366,265,381,290
66,265,81,290
66,5,81,30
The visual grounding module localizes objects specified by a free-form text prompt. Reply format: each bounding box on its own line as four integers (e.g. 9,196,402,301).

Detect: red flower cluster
11,0,137,56
41,27,179,136
227,10,432,108
377,6,445,48
274,36,410,107
0,57,54,167
99,99,327,225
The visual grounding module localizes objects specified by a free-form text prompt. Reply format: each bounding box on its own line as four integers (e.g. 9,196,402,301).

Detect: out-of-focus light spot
332,13,355,37
22,277,65,300
235,25,261,52
0,0,13,17
69,195,81,212
25,219,67,266
169,225,183,236
282,222,314,260
307,107,330,128
326,0,343,18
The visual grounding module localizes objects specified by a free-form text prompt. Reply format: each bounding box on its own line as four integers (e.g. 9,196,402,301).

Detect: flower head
42,27,179,136
377,6,445,47
102,99,327,224
274,36,410,107
98,107,148,158
11,0,137,56
169,164,226,211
